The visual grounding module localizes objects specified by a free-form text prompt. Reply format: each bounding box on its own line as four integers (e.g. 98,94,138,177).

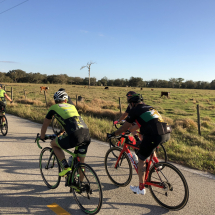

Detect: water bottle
132,153,138,165
68,156,73,167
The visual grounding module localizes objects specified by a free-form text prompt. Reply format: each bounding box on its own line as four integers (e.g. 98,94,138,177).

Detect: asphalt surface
0,114,215,215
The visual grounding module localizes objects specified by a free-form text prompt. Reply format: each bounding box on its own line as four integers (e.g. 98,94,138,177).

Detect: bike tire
39,147,61,189
148,162,189,210
104,147,132,187
155,143,168,162
0,115,8,136
72,163,103,214
51,116,63,135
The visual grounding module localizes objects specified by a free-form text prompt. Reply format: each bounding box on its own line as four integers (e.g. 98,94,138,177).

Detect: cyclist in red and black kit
108,94,171,195
114,91,140,141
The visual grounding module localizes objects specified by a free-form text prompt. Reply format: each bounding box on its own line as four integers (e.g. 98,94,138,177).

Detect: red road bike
105,133,189,210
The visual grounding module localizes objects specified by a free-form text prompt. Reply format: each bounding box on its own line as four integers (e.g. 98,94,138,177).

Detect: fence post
24,90,26,99
4,85,6,91
11,87,13,100
119,97,122,114
76,95,77,106
197,104,201,136
44,91,48,107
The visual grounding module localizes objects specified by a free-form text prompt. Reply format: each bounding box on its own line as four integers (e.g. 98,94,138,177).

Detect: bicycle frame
115,138,164,189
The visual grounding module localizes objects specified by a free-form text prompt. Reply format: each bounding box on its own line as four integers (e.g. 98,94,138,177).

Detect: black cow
104,87,109,90
161,92,170,98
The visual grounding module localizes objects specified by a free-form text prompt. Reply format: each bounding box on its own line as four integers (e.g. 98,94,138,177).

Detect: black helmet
128,94,142,104
0,84,2,88
58,88,65,91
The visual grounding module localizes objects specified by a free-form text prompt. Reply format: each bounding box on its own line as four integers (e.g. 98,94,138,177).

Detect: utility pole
80,61,95,88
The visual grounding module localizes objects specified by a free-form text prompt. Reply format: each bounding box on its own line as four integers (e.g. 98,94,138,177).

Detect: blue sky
0,0,215,82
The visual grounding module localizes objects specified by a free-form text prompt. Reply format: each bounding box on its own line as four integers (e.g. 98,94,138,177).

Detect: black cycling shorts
56,132,91,157
137,133,170,161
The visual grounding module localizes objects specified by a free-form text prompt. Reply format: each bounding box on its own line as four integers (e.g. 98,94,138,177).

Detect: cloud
98,33,104,37
0,61,17,63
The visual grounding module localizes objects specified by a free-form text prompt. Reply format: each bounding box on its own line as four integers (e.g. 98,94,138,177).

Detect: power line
0,0,29,15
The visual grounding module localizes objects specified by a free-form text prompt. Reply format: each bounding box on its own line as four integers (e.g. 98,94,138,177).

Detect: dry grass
16,99,44,106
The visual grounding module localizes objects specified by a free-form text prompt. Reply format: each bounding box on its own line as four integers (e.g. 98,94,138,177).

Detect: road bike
105,133,189,210
110,120,168,162
0,105,8,136
35,134,103,214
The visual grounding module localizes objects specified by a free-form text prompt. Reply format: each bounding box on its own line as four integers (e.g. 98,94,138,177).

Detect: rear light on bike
77,157,80,162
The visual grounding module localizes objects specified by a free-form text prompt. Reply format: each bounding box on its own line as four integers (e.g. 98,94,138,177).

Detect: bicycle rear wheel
104,147,132,187
51,116,63,134
148,162,189,210
39,147,61,189
155,144,167,162
0,115,8,136
72,163,103,214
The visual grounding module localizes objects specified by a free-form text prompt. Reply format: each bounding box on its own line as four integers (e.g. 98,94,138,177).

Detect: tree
6,69,26,82
80,61,95,88
176,78,184,88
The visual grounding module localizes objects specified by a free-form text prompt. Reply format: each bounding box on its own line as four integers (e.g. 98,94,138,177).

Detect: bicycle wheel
155,144,167,162
104,147,132,187
148,162,189,210
72,163,103,214
51,116,63,134
39,147,61,189
0,115,8,136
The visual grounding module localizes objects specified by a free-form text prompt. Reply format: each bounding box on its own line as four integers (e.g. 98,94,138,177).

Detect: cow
140,88,143,90
40,86,49,93
161,91,170,98
151,89,154,91
104,87,109,90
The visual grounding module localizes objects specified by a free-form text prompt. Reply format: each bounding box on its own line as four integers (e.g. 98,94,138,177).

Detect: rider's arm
41,118,52,139
115,121,132,136
129,124,139,133
4,93,12,102
118,112,128,122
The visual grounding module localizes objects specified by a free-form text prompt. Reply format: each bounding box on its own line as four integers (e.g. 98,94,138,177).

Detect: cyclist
0,84,13,125
40,90,91,177
108,94,171,195
58,88,74,105
114,91,140,141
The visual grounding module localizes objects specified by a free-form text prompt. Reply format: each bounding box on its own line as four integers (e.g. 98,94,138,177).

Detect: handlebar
35,133,57,149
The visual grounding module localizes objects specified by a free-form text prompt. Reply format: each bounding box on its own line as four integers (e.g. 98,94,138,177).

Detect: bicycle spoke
148,162,189,210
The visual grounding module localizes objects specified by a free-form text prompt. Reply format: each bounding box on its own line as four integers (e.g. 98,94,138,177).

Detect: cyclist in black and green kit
40,90,91,177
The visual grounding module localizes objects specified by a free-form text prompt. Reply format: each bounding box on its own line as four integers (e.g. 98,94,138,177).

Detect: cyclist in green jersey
40,90,91,177
0,84,13,125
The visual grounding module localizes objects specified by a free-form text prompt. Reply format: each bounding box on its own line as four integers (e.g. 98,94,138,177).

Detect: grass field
2,83,215,174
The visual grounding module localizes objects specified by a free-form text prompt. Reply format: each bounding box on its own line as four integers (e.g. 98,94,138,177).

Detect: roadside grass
3,83,215,174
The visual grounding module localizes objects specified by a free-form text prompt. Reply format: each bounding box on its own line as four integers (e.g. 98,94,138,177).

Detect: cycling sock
139,182,145,190
153,157,159,163
61,159,69,168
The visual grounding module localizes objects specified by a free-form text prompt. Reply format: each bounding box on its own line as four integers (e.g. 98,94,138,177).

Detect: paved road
0,114,215,215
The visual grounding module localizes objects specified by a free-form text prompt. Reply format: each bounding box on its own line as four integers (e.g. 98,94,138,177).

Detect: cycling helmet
126,91,136,97
53,91,68,102
0,84,2,88
128,94,142,104
58,88,65,91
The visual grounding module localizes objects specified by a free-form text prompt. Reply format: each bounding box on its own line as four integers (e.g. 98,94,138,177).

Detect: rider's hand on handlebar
113,120,118,125
107,132,116,139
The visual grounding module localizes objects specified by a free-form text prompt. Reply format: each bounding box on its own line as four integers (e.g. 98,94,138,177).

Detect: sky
0,0,215,82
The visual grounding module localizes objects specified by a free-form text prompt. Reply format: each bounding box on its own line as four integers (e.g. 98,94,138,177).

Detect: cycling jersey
126,103,166,136
0,89,6,103
46,103,89,144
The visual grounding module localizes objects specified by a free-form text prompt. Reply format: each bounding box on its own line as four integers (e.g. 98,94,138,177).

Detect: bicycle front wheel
72,163,103,214
148,162,189,210
0,115,8,136
39,147,61,189
104,147,132,187
155,143,167,162
51,116,63,134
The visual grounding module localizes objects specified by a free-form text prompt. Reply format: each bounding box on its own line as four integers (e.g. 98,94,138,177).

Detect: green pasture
2,83,215,174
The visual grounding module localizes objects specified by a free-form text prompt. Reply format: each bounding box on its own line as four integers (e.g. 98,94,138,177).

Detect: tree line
1,69,215,89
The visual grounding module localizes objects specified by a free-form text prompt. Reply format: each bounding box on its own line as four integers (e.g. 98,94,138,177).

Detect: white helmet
53,91,68,101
